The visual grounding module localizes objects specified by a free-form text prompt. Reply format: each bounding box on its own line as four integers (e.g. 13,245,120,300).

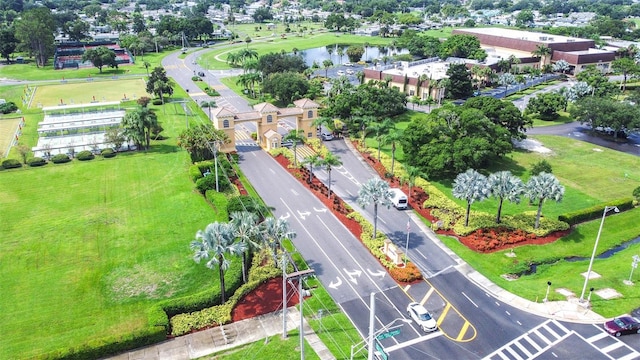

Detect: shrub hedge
76,150,95,161
101,148,116,158
28,157,47,167
2,158,22,169
558,198,635,226
152,99,163,105
51,154,71,164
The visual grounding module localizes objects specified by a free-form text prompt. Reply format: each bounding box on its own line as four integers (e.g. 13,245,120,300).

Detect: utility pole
281,253,288,338
368,292,375,360
286,269,315,360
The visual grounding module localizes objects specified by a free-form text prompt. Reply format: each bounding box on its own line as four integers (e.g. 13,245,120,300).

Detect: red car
604,316,640,337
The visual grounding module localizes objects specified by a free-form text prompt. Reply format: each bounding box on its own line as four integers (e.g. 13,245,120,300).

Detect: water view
297,45,409,67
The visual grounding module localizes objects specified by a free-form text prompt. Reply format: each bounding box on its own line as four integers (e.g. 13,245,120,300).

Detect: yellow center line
456,321,471,341
437,303,451,327
420,287,435,306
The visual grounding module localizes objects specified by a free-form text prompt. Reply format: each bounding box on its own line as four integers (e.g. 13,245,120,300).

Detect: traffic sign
374,340,388,360
376,328,401,340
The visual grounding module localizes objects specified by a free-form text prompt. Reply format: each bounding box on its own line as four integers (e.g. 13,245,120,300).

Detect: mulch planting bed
232,277,300,322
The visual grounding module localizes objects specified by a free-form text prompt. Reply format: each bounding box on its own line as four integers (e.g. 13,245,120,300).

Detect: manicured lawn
0,50,166,81
203,333,320,360
439,207,640,317
0,83,238,358
30,78,149,107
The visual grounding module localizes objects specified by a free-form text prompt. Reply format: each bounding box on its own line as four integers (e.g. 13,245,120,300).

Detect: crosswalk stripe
533,329,550,345
496,352,510,360
601,342,624,353
505,346,523,360
586,332,609,343
544,324,561,339
514,342,532,358
524,336,543,351
619,353,640,360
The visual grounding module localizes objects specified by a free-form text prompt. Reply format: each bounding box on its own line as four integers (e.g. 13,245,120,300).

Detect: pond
296,45,409,67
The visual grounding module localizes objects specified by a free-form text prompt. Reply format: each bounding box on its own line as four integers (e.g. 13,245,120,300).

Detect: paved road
161,49,640,359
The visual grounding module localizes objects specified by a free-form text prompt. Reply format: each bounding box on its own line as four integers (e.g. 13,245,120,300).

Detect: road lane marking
385,331,443,353
436,303,451,327
505,310,511,316
461,292,478,308
456,322,471,341
420,287,435,306
403,284,411,292
415,249,427,259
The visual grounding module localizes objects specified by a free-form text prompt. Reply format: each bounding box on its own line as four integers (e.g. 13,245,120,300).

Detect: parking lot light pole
580,206,619,302
543,281,552,303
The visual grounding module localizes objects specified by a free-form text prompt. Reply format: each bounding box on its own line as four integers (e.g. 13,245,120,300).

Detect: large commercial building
453,27,616,75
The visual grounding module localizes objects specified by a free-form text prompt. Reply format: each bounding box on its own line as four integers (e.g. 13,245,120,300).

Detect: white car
337,70,345,76
321,132,334,141
346,69,354,75
407,302,437,332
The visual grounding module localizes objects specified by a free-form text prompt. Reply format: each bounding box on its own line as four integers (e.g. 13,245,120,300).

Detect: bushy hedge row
347,211,423,283
101,148,116,158
52,154,71,163
170,253,281,336
76,150,95,161
206,190,230,220
558,198,635,226
2,158,21,169
28,157,47,167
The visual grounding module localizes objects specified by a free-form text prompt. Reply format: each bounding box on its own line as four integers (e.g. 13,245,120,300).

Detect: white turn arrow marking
313,207,327,213
279,212,290,220
297,210,310,219
343,268,362,284
367,268,386,279
328,277,342,290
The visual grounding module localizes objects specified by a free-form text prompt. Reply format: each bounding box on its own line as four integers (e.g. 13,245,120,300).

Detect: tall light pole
404,221,410,266
367,293,375,360
543,281,551,303
580,206,619,302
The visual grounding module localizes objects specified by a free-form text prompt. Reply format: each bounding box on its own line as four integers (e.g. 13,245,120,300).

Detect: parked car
346,69,354,75
407,302,437,332
344,62,354,67
604,316,640,337
337,70,345,76
198,71,205,77
321,132,334,141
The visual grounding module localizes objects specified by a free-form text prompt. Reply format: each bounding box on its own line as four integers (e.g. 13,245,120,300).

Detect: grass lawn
203,333,320,360
0,82,239,358
0,50,166,81
30,78,149,108
439,207,640,317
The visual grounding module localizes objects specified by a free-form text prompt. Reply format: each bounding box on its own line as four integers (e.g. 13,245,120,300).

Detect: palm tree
515,74,526,93
326,46,334,61
143,61,151,76
508,55,521,74
226,52,239,67
416,74,428,98
452,169,490,227
496,58,511,74
323,59,333,77
302,153,322,184
283,129,306,168
488,171,524,224
526,172,565,229
364,42,370,61
191,222,246,303
260,217,296,259
531,44,552,67
382,128,403,175
404,165,422,198
230,211,261,283
370,118,394,161
321,152,342,198
358,115,375,146
356,70,365,85
336,47,344,64
357,177,393,238
498,73,516,97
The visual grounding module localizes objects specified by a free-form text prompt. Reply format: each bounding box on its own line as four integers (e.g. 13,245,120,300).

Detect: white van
389,188,408,209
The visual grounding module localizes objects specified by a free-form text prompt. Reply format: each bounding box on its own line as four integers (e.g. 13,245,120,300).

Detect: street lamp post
364,293,412,360
579,206,619,302
543,281,552,303
404,221,410,266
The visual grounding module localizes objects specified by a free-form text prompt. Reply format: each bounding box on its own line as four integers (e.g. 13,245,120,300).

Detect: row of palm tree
191,212,295,303
452,169,564,229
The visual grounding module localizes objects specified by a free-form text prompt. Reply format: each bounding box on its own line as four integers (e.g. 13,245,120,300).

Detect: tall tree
357,177,393,238
177,123,229,162
283,129,306,168
525,92,567,120
121,106,158,150
452,169,490,227
370,118,394,161
531,44,552,66
321,152,342,198
230,211,261,284
445,63,473,99
383,128,403,175
191,222,245,303
525,172,564,229
81,46,118,73
259,217,296,260
302,154,322,184
488,171,524,224
0,26,18,63
612,57,638,92
323,59,333,77
14,7,55,67
146,67,173,103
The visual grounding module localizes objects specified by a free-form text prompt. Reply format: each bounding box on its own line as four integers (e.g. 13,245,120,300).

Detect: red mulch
232,277,300,322
355,140,569,252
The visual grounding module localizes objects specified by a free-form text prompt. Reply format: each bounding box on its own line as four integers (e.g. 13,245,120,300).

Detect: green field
0,80,237,358
30,78,149,108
